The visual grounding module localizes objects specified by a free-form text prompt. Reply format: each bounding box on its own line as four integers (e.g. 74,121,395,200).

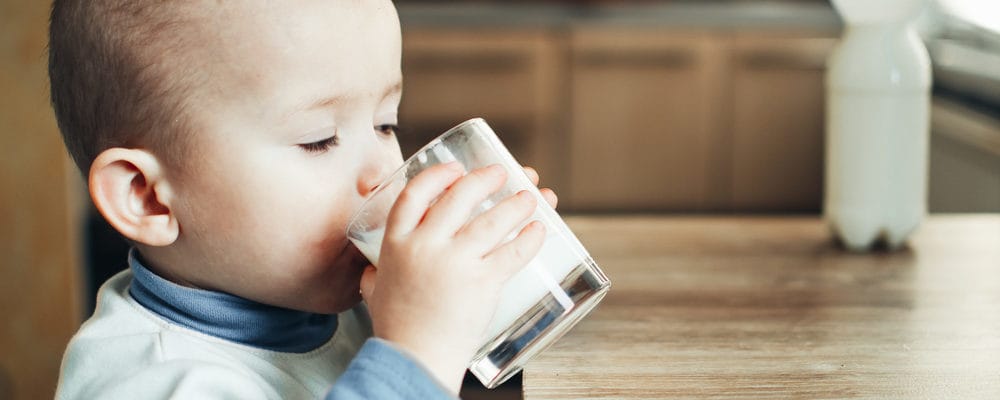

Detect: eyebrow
284,80,403,121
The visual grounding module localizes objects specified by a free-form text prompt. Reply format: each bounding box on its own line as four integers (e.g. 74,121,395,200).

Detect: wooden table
523,215,1000,399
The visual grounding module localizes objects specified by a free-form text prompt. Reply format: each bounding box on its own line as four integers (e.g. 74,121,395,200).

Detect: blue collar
127,249,338,353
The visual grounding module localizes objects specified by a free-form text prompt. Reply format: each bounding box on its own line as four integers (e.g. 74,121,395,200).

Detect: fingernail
528,220,545,232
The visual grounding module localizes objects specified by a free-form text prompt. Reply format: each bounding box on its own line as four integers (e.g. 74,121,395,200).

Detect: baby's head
49,0,404,313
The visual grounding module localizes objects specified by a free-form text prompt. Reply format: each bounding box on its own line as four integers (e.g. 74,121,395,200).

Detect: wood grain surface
1,1,85,399
524,215,1000,399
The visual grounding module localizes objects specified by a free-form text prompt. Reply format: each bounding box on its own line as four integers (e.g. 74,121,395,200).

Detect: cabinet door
1,2,85,398
730,33,836,212
399,29,566,190
567,29,727,211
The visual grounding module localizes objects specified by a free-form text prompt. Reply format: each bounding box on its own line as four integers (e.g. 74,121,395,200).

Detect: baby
49,0,556,398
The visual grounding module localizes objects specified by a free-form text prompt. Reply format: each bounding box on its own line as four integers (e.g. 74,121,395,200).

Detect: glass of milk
346,118,610,388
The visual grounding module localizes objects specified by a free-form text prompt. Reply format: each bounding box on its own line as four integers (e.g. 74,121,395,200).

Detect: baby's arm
359,162,549,395
324,338,457,399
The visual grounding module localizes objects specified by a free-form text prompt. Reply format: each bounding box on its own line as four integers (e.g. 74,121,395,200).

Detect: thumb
360,265,377,301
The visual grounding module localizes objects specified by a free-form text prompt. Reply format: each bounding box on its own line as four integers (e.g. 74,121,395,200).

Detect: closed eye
376,124,399,136
298,135,339,153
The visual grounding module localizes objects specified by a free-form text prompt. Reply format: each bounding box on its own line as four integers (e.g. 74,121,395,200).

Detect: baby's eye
375,124,399,136
298,135,340,153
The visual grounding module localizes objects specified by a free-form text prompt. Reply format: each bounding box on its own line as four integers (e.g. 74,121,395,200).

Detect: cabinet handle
738,46,831,71
404,51,529,72
574,49,695,68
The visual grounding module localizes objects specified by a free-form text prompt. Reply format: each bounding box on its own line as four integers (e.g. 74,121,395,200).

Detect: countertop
523,214,1000,399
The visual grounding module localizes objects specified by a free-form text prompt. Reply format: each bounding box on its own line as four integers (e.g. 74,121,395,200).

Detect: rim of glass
346,117,488,234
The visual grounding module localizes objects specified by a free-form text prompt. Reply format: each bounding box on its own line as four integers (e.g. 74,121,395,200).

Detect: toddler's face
164,0,403,313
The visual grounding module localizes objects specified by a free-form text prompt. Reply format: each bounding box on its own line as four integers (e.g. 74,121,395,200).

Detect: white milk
485,219,583,340
351,228,385,270
350,211,585,342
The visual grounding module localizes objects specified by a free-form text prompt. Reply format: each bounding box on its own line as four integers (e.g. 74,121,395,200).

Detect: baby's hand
359,163,552,394
522,165,558,210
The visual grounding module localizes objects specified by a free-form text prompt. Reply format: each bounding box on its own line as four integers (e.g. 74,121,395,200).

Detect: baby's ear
89,148,179,246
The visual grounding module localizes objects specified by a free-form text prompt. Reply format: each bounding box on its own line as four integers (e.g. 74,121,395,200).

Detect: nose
357,139,403,197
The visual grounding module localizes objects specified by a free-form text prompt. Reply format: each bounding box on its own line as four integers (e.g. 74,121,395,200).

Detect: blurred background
1,1,997,399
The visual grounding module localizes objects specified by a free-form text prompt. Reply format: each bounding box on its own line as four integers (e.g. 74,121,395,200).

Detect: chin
311,295,361,314
310,293,363,315
292,241,368,314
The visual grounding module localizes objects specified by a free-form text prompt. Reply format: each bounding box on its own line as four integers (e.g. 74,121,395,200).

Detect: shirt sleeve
324,338,457,400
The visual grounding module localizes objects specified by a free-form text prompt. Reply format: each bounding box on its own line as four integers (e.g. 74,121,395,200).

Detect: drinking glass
346,118,610,388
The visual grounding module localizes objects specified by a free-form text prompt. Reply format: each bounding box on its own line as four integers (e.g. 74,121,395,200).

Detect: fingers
522,166,557,209
384,162,464,238
484,220,546,277
419,164,507,236
360,265,377,301
539,188,558,209
457,190,537,253
387,162,556,245
523,166,539,186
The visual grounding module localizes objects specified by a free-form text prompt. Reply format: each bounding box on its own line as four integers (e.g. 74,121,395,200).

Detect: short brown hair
49,0,199,174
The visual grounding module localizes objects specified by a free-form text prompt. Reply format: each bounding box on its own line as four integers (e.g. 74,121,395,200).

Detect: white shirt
56,270,372,399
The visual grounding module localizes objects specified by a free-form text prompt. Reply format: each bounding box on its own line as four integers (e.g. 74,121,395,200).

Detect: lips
345,242,372,271
328,242,369,308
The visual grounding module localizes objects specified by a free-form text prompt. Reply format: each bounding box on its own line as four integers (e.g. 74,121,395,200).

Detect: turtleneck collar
127,249,338,353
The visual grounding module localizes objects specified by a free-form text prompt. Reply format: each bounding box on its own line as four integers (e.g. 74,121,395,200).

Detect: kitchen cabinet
566,29,728,211
399,25,838,212
1,2,85,399
929,97,1000,212
564,29,835,212
399,28,567,190
730,32,836,211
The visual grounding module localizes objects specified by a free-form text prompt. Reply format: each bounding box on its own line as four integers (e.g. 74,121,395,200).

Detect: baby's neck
127,248,339,352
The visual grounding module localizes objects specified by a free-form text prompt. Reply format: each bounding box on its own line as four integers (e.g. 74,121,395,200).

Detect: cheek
177,158,357,255
298,203,355,257
254,172,356,247
252,168,362,263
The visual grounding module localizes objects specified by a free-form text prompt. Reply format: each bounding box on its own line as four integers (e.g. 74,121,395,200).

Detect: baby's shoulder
70,270,165,342
58,273,282,398
68,271,238,359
